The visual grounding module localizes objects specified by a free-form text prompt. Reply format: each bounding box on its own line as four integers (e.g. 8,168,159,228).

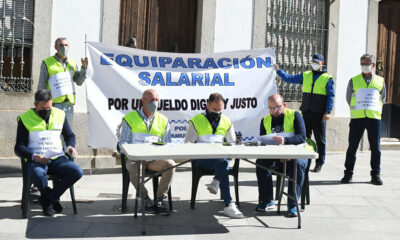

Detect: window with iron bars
0,0,34,93
266,0,329,101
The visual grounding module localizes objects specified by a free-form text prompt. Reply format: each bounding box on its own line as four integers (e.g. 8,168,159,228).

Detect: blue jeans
195,158,232,205
53,102,74,129
256,158,307,208
26,156,83,202
345,118,381,176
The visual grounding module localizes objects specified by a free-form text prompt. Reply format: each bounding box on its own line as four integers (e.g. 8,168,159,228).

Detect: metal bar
140,161,146,235
0,0,6,81
20,0,27,78
9,0,16,76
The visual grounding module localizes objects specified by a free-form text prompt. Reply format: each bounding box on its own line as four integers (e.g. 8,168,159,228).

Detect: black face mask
207,110,221,121
36,109,51,121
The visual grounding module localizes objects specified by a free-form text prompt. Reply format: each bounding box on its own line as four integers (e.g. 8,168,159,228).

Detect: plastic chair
190,158,240,209
20,154,77,218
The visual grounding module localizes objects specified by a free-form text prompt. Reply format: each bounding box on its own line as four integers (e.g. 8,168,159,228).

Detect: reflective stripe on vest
18,108,65,161
44,56,77,104
123,111,168,143
263,108,296,135
350,74,384,119
190,113,232,143
302,71,332,95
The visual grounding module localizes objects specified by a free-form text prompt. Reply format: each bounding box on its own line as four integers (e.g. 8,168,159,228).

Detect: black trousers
302,112,326,165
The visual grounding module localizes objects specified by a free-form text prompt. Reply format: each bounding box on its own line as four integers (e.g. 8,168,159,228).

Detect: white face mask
311,62,321,71
361,65,372,74
146,100,158,114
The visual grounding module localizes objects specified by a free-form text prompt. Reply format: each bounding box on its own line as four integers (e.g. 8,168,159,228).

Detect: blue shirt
277,69,335,113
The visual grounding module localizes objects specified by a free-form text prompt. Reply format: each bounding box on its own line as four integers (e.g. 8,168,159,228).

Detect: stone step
381,138,400,150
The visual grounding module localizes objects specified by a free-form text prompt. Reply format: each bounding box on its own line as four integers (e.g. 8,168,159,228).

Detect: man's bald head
267,94,286,117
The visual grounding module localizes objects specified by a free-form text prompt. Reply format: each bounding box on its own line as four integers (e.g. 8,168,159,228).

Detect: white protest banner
355,88,381,111
86,42,277,149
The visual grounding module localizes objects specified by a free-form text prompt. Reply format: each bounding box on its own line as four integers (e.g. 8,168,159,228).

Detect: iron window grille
266,0,329,101
0,0,34,93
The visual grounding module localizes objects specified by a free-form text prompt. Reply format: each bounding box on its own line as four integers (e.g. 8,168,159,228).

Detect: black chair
190,158,240,209
120,153,172,213
275,138,316,210
20,154,77,218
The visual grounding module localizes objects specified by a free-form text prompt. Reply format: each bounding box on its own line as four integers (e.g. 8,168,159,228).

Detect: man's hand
67,146,78,157
272,136,285,145
33,155,50,165
273,64,279,71
81,57,88,68
322,113,330,121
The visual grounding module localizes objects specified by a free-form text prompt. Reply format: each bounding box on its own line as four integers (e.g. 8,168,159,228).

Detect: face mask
207,110,221,120
146,101,158,114
361,65,372,74
36,109,51,121
58,45,69,57
311,62,321,71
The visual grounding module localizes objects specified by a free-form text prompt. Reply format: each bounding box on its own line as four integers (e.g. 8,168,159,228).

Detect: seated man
14,90,83,216
184,93,243,218
256,94,307,217
118,89,175,215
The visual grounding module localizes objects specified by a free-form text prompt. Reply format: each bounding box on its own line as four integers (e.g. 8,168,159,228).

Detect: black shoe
371,175,383,185
39,195,55,216
340,174,353,184
313,164,322,172
155,198,170,216
52,200,63,213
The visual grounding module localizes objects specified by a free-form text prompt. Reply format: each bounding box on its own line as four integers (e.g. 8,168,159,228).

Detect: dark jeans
195,158,232,205
26,156,83,203
303,112,326,165
256,158,307,208
344,118,381,176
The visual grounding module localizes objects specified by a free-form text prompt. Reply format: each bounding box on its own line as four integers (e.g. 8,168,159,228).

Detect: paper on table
257,132,295,145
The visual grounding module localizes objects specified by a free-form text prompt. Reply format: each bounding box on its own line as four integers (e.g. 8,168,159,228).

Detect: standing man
184,93,243,219
15,90,83,216
38,37,88,127
256,94,307,217
274,53,335,172
341,54,385,185
118,89,175,215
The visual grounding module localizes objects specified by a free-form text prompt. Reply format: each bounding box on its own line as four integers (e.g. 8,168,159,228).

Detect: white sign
86,42,277,149
355,88,381,111
28,130,64,158
48,71,75,99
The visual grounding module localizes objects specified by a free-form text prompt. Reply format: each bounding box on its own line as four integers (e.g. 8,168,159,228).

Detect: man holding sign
342,54,386,185
14,90,83,216
38,37,88,127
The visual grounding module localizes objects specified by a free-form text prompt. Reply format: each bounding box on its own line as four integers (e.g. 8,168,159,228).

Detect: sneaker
340,174,353,184
52,200,63,213
255,201,275,212
371,175,383,185
142,197,155,213
155,198,170,216
287,206,298,217
39,195,55,217
206,179,220,195
223,202,243,218
313,164,322,172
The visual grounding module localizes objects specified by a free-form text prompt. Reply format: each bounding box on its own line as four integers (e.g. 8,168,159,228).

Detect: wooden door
377,0,400,138
119,0,197,53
